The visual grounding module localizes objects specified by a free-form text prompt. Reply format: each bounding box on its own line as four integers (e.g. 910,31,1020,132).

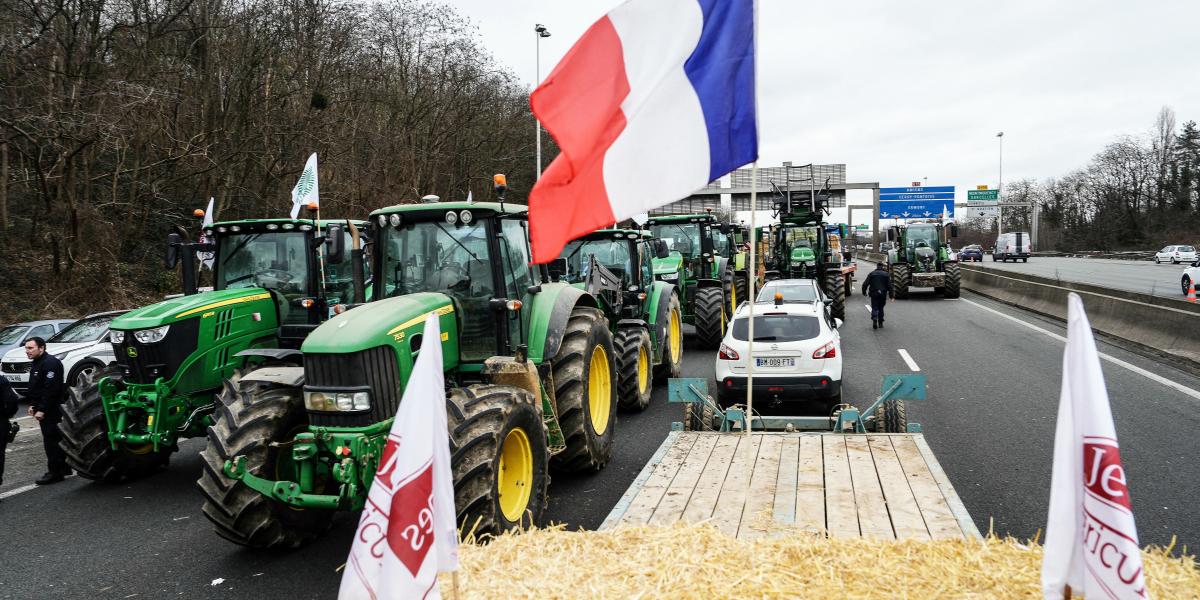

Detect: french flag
529,0,758,263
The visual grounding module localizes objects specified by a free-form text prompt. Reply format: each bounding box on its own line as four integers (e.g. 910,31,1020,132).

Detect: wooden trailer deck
600,431,980,541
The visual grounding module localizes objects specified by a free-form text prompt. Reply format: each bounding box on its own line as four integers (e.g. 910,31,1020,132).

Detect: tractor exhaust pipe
348,220,366,304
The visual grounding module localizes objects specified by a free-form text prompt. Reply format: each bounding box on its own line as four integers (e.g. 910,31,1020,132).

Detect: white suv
1155,245,1197,264
1183,261,1200,296
2,310,128,394
715,280,843,411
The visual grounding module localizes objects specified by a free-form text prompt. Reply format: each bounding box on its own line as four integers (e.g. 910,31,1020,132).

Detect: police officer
1,374,20,494
861,262,894,330
23,337,71,484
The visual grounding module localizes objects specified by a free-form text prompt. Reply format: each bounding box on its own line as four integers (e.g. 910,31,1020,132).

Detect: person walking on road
23,337,71,485
1,374,20,495
861,262,894,330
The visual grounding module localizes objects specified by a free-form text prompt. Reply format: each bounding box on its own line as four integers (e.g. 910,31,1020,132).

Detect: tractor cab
556,229,667,321
646,214,725,282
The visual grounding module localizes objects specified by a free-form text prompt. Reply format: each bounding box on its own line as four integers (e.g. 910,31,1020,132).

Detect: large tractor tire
721,263,737,315
824,271,847,321
60,365,172,482
843,273,853,298
198,377,333,549
943,262,961,298
872,399,908,433
448,384,549,537
891,263,911,299
550,306,617,473
693,287,726,350
654,293,684,380
683,400,717,431
734,273,748,310
614,328,653,412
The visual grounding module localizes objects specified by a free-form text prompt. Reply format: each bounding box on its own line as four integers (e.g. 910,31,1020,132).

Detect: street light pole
996,131,1004,238
535,24,551,180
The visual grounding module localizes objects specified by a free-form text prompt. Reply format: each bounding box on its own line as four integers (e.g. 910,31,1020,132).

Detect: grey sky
453,1,1200,220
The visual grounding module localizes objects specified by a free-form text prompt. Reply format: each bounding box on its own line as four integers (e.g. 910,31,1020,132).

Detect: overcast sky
452,1,1200,221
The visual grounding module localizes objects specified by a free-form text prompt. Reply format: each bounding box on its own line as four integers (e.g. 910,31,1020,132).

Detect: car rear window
756,284,818,303
1181,246,1195,252
0,326,28,344
731,315,820,343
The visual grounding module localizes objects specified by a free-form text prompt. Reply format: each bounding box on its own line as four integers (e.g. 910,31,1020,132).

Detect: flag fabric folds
290,153,320,219
200,197,215,270
1041,293,1148,600
528,0,758,263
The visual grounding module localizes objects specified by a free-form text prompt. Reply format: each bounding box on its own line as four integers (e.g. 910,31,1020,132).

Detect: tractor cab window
216,231,311,301
711,229,731,257
322,228,365,305
650,223,701,258
907,226,937,249
637,241,654,288
560,238,634,285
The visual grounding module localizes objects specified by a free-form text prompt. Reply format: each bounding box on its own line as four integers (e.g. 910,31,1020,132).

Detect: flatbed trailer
601,431,980,541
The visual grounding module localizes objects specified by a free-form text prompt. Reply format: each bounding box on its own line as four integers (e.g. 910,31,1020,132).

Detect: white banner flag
290,153,320,219
1042,293,1148,600
339,314,459,600
200,197,215,269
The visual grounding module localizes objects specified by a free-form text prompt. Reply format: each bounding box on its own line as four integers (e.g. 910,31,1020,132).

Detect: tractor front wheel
824,271,846,321
943,262,961,298
550,307,617,473
655,293,683,380
615,328,653,412
693,287,726,349
891,263,911,299
60,365,171,482
734,273,748,311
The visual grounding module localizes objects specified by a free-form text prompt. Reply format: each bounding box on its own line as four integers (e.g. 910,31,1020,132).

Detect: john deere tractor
553,229,683,411
200,183,621,548
646,214,737,349
886,221,960,299
763,177,852,321
59,216,365,482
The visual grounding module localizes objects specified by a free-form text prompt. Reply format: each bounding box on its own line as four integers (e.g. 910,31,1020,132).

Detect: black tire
1023,257,1029,263
825,271,846,320
734,273,748,310
550,306,617,473
60,365,172,482
943,262,961,298
1183,275,1192,296
683,401,716,431
198,377,333,549
693,287,726,349
448,384,549,537
844,273,853,298
722,263,737,315
67,360,105,389
873,399,908,433
615,328,653,412
655,293,683,380
891,263,910,299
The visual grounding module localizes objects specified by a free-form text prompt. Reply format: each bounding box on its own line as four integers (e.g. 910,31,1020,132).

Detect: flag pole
745,161,758,434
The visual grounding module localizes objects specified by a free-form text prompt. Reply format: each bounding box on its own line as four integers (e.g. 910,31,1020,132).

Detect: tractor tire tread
59,365,170,482
694,287,725,349
614,328,652,412
550,307,616,473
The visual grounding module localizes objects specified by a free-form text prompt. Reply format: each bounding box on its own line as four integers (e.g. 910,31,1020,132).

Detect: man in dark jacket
1,375,20,493
861,263,894,330
23,337,70,484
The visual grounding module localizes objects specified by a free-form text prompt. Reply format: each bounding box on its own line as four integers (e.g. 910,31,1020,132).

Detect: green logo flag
290,153,320,218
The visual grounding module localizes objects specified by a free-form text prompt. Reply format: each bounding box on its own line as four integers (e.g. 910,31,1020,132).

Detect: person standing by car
861,263,893,330
23,337,70,484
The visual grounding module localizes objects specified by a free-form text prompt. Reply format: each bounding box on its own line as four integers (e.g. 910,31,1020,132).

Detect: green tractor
645,214,738,349
885,221,961,299
201,187,621,548
553,228,684,411
60,216,366,481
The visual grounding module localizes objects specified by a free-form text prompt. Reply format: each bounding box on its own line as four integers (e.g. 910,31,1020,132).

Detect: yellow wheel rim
588,345,612,435
637,344,650,394
669,308,682,364
498,428,534,522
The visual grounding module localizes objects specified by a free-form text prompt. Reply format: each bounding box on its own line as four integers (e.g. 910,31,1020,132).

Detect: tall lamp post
535,24,551,180
996,131,1004,237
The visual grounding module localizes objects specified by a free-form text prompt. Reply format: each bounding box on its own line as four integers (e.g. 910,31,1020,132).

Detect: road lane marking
962,298,1200,402
897,349,920,372
0,483,38,500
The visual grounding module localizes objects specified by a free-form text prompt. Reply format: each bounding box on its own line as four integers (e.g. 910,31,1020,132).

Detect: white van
993,232,1031,263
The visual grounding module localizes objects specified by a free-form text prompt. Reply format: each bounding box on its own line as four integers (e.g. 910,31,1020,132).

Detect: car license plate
4,374,21,383
756,357,795,368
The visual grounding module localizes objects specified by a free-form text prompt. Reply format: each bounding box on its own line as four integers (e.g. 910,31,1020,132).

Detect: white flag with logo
290,152,320,219
200,197,215,269
1042,293,1148,600
339,314,460,600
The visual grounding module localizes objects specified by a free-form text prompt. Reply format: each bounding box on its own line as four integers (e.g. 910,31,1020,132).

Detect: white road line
962,298,1200,402
897,349,920,372
0,483,38,500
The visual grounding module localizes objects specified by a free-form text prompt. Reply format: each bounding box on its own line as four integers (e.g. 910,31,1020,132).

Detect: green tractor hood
300,292,460,371
652,252,684,276
111,288,276,330
790,246,816,264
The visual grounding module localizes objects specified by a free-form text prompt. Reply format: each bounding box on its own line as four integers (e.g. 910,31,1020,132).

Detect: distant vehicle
715,283,843,412
756,278,824,304
879,242,893,252
993,232,1031,262
1155,245,1197,264
959,245,984,262
1,310,129,394
1183,261,1200,296
0,319,76,358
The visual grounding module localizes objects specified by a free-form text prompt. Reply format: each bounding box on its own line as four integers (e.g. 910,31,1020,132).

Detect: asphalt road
970,255,1195,299
2,293,1198,598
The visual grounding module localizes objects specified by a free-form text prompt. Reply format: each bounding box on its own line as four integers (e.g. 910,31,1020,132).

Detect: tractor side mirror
719,223,729,234
547,258,568,282
654,239,670,259
325,224,346,264
950,224,960,238
165,233,181,269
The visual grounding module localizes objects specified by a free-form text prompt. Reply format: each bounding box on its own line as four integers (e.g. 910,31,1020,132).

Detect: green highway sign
855,224,869,230
967,189,999,201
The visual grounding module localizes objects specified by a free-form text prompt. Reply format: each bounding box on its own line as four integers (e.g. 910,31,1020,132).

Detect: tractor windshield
650,223,701,258
776,226,820,252
907,225,938,248
560,238,633,284
216,231,311,301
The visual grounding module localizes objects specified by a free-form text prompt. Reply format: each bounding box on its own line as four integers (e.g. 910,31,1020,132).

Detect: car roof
4,319,75,328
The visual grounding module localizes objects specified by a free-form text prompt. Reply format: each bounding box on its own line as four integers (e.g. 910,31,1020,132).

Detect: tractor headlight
109,330,125,344
659,272,678,281
132,325,170,344
377,215,387,228
304,390,371,412
388,213,402,228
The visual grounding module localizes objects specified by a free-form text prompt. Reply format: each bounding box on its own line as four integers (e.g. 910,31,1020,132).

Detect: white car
1155,245,1197,264
1,310,128,394
716,280,843,410
1183,261,1200,296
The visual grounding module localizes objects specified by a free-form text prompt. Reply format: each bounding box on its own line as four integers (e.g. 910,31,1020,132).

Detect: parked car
716,280,843,411
1,310,129,394
1155,245,1197,264
959,245,984,262
0,319,76,357
1183,261,1200,296
993,232,1031,262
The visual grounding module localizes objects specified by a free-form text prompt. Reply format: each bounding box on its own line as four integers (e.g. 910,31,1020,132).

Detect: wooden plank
845,436,895,540
892,435,964,540
794,435,826,534
738,434,783,540
772,436,800,527
913,434,982,539
709,434,762,537
600,430,680,529
680,434,740,524
616,432,697,525
867,435,929,541
648,433,719,526
822,435,859,537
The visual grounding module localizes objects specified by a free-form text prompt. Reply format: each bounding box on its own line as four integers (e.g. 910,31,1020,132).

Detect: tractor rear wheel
448,384,548,537
873,399,908,433
693,287,726,349
891,263,911,299
550,306,617,473
943,262,961,298
654,293,683,380
824,271,846,320
615,328,653,412
734,273,748,310
198,377,333,549
60,365,172,482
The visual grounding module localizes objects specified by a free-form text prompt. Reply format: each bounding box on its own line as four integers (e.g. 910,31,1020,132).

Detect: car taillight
812,341,836,359
718,343,740,360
